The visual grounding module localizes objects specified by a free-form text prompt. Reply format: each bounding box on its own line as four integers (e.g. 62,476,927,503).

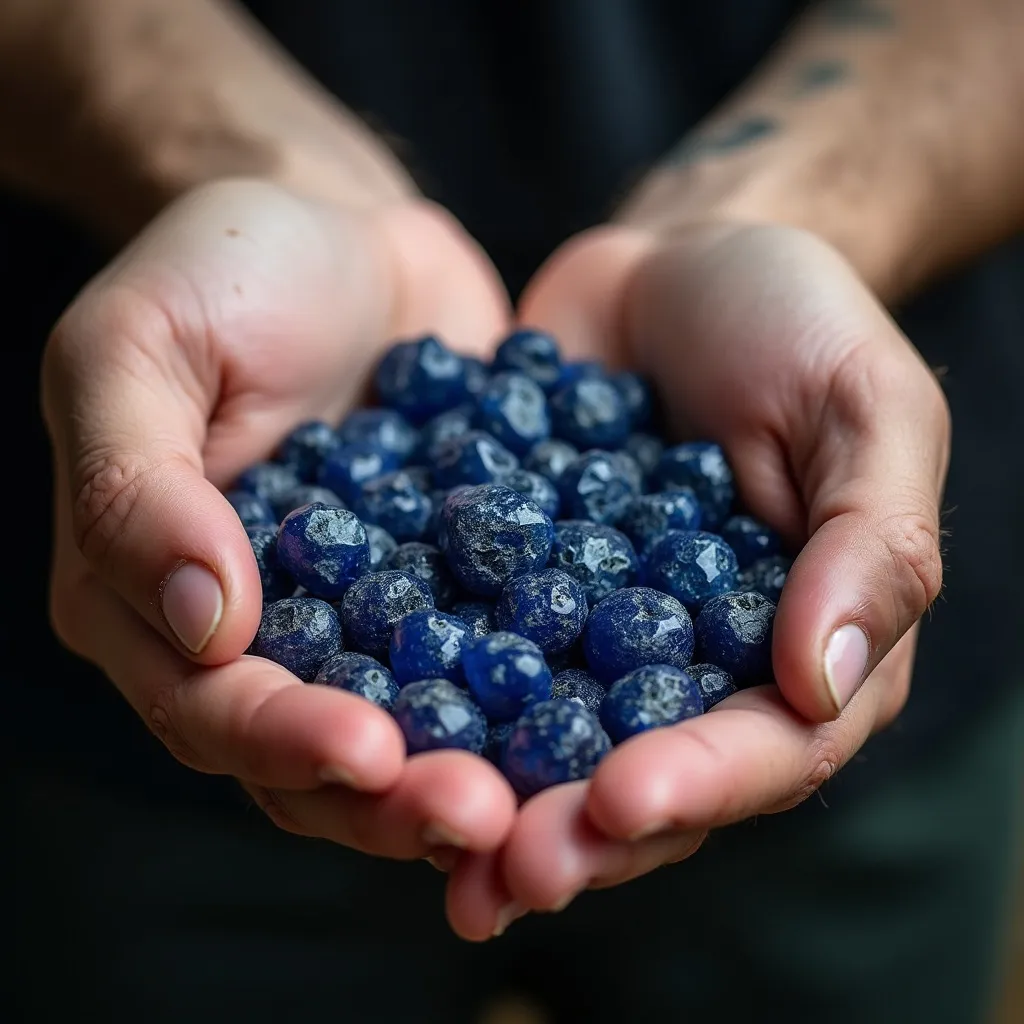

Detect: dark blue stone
558,450,640,524
350,470,433,543
549,377,631,450
645,530,739,612
721,515,782,570
522,438,579,483
245,524,294,603
270,484,345,523
503,468,560,519
737,554,792,604
227,489,277,529
235,461,301,503
614,450,645,494
611,372,655,430
314,652,399,710
495,569,588,655
400,465,433,493
483,721,515,767
474,371,551,456
617,490,703,554
551,669,606,715
623,432,665,484
600,664,704,744
276,420,339,482
501,699,611,797
389,609,471,686
432,430,519,489
464,356,490,396
687,663,738,712
463,631,553,721
392,678,488,755
583,587,694,685
451,601,496,640
694,591,776,684
252,597,342,681
555,361,604,388
416,405,476,462
656,442,735,530
318,442,400,502
374,335,470,423
492,328,563,392
364,522,398,571
276,503,370,600
548,520,639,606
335,408,418,463
380,542,457,608
339,570,434,654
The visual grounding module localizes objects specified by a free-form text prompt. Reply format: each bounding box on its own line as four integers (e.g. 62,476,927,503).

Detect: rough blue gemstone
558,450,640,524
276,503,370,599
555,361,604,388
253,597,342,681
503,468,561,519
501,699,611,797
623,432,665,484
463,631,553,721
617,490,703,554
474,371,551,456
495,569,588,655
451,601,496,640
350,470,433,543
583,587,694,685
271,484,345,523
721,515,783,570
694,591,776,684
483,721,515,766
374,335,470,423
439,484,554,597
335,408,418,463
318,442,401,502
315,652,399,710
644,530,739,612
600,664,704,744
339,570,434,653
656,442,735,530
235,461,301,503
392,678,488,755
548,520,639,606
433,430,519,489
227,489,277,529
549,377,631,450
416,405,476,462
276,420,339,482
245,524,294,603
551,669,606,715
389,610,471,686
492,328,563,392
522,438,579,483
686,663,738,712
364,522,398,571
614,450,645,494
380,542,457,608
737,554,792,604
611,372,655,430
464,356,490,396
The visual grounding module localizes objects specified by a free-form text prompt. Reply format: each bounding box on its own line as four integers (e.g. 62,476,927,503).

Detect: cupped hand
42,179,518,858
445,220,950,938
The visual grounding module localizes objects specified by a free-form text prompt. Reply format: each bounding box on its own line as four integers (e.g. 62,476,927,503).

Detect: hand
43,179,518,859
445,220,950,938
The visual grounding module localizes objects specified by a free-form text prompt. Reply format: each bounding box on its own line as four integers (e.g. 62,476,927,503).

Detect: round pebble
252,597,342,681
245,524,294,603
687,663,738,712
227,489,277,529
558,450,640,525
522,438,579,483
549,377,631,450
339,570,434,653
600,664,704,743
492,328,563,392
548,520,639,605
463,631,553,721
392,678,487,754
381,542,458,608
502,468,561,519
374,335,470,423
622,432,665,483
617,490,703,553
277,420,339,482
276,503,370,599
315,652,399,710
271,484,345,523
451,601,496,640
389,610,470,686
474,371,551,455
335,408,418,463
656,442,735,530
644,530,739,612
738,554,793,604
495,568,588,655
235,461,301,503
721,515,782,569
364,523,399,571
550,669,606,715
351,470,433,543
612,372,655,430
433,430,519,489
416,405,476,461
318,442,400,502
694,591,776,684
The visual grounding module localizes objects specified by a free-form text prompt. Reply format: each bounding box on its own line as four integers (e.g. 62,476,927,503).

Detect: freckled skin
687,662,738,712
551,669,606,715
315,652,399,710
381,542,457,608
433,430,520,489
694,591,777,684
492,329,563,392
335,408,418,463
350,470,433,543
374,335,472,424
617,490,703,554
644,529,739,612
275,502,370,599
522,438,579,484
393,678,488,755
253,597,342,681
495,569,588,655
548,520,639,605
246,524,294,603
475,371,552,455
276,420,339,483
600,664,704,744
339,570,434,654
462,631,553,721
389,610,471,686
558,450,640,525
549,377,631,450
737,554,792,604
721,515,782,569
656,442,735,530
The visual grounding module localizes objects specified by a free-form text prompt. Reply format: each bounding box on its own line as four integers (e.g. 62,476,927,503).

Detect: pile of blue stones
233,331,790,798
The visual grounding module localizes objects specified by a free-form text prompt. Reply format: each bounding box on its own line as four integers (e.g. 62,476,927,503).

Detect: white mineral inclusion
651,614,684,638
514,653,545,677
437,703,472,733
512,506,546,526
696,543,721,582
550,589,577,614
582,537,611,572
421,341,461,379
578,462,613,492
351,452,380,477
699,446,727,477
314,558,341,583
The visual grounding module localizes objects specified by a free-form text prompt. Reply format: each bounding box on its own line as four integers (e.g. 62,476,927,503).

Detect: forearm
620,0,1024,301
0,0,416,238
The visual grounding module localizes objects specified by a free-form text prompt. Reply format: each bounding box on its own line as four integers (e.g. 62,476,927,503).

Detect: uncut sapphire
276,503,370,599
339,570,434,653
496,568,588,655
548,520,639,605
252,597,342,681
315,652,399,710
393,678,488,755
600,664,703,744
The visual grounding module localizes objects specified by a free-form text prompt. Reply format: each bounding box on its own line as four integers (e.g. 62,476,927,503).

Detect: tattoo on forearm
665,115,780,167
820,0,895,30
792,59,850,96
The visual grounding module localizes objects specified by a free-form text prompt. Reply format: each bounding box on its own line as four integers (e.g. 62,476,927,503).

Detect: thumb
44,287,261,664
771,341,950,722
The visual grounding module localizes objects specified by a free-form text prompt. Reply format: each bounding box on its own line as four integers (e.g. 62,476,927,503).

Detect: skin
8,0,1024,939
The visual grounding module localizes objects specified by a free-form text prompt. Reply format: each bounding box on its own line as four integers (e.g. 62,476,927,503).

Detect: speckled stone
252,597,342,681
522,438,579,483
656,442,735,530
318,442,401,502
270,484,346,523
617,490,702,554
721,515,782,569
549,377,631,450
611,372,655,430
245,524,294,603
374,335,471,423
433,430,520,489
227,489,277,529
583,587,694,685
335,408,418,463
235,461,301,503
492,328,563,392
600,664,703,744
339,570,434,654
350,470,433,543
438,484,554,597
463,356,490,396
622,432,665,484
551,669,606,715
558,450,640,524
416,405,476,462
451,601,496,640
392,678,488,755
364,523,398,571
555,361,604,388
687,663,738,712
547,520,639,606
503,468,561,519
501,699,611,797
314,651,399,710
644,530,739,612
276,503,370,599
482,721,515,766
462,631,553,721
276,420,339,482
737,554,793,604
389,610,470,686
474,371,551,455
694,591,776,684
380,542,457,608
495,569,588,655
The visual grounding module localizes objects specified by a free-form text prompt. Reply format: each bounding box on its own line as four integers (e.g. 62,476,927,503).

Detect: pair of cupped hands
43,179,949,940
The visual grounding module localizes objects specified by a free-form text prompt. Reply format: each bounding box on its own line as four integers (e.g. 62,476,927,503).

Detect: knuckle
145,684,209,773
881,511,944,613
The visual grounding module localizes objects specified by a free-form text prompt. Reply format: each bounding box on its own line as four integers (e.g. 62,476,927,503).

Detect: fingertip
585,741,678,841
446,852,515,942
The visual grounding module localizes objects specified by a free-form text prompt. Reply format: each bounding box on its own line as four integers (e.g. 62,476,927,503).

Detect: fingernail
319,764,358,787
422,822,468,849
162,562,224,654
548,893,575,913
425,849,459,872
628,820,670,841
492,902,526,938
824,624,870,713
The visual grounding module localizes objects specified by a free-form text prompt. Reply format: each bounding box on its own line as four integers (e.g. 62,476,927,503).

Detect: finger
445,850,525,942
